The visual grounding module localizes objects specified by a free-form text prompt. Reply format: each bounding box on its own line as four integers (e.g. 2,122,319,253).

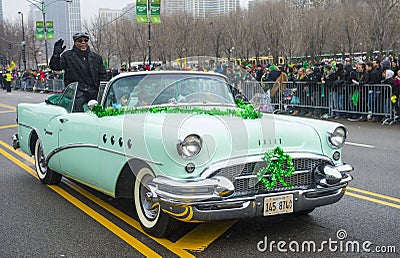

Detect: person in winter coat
392,70,400,117
339,64,357,118
50,32,107,112
4,71,12,92
320,64,337,119
382,69,398,124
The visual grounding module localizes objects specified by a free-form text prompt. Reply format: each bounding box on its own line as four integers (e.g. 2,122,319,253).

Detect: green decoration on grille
257,147,295,189
91,99,262,119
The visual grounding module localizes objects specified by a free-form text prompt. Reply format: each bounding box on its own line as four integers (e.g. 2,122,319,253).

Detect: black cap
73,32,89,42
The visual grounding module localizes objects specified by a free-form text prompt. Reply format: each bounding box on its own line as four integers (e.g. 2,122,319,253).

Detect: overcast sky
4,0,250,21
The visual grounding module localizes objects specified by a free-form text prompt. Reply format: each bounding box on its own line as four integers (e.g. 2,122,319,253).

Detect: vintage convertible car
13,68,353,237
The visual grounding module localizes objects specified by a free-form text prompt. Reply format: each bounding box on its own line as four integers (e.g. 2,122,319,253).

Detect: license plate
263,194,293,216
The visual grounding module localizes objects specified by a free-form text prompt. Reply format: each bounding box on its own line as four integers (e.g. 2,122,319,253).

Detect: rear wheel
34,139,62,185
133,167,177,237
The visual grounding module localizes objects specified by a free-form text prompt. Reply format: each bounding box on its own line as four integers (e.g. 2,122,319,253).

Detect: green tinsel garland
257,147,295,189
91,99,262,119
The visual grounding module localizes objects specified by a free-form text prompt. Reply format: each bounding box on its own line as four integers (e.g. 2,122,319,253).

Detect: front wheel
134,167,177,237
34,139,62,185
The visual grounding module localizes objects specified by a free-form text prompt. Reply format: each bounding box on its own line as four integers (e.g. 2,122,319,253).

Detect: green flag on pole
46,21,54,40
36,21,45,40
136,0,148,24
150,0,161,24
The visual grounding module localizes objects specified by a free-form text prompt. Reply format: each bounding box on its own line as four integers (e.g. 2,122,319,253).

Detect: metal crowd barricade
230,79,394,120
276,81,331,116
14,79,21,90
233,80,276,101
34,80,46,92
25,78,35,91
274,82,393,119
233,80,265,101
47,79,65,93
330,84,393,119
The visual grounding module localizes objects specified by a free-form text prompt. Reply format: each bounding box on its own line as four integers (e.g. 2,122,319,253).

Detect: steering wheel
184,93,229,103
184,93,204,103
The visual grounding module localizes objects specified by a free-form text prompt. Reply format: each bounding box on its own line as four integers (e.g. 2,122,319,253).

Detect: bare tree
3,0,400,69
367,0,399,55
83,15,117,68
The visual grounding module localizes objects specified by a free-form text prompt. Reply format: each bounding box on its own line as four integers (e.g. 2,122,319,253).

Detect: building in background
99,0,241,22
67,0,82,47
185,0,240,18
161,0,185,15
121,3,136,21
249,0,341,9
98,8,123,22
28,0,81,65
98,3,135,22
0,0,3,24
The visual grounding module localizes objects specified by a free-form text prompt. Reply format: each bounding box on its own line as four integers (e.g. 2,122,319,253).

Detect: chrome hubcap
140,175,158,220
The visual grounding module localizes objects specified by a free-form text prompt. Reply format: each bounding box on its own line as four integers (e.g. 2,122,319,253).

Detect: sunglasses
77,39,89,43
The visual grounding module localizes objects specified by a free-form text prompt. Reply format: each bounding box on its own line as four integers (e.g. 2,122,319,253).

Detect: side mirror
235,93,250,104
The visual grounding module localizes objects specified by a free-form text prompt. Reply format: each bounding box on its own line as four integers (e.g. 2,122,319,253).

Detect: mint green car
14,71,353,237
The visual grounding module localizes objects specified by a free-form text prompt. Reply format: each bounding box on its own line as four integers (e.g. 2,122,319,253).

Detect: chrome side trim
18,123,35,130
45,143,163,166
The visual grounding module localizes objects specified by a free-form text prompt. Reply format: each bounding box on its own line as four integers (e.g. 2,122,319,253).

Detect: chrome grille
216,158,325,194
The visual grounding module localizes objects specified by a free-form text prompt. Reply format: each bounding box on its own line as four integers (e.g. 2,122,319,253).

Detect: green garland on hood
91,99,262,119
257,147,295,189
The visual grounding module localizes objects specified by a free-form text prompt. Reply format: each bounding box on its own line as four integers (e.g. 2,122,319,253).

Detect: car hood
272,115,324,154
123,112,324,174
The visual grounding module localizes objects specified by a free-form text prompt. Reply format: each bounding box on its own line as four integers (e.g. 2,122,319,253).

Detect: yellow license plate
263,194,293,216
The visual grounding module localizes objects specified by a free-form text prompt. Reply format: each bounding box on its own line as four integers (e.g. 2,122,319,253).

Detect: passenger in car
136,90,152,107
113,88,131,108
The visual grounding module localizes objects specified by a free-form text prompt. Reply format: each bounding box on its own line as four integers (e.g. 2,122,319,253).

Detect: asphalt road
0,90,399,257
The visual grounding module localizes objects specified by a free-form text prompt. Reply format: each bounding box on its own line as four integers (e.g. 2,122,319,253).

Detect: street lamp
230,47,235,63
146,0,151,68
18,11,27,71
27,0,72,68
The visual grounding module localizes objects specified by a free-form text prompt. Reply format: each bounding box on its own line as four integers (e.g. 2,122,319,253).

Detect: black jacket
344,65,357,85
50,46,107,93
367,68,382,84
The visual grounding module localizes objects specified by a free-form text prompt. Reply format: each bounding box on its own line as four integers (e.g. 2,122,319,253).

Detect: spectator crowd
245,57,400,124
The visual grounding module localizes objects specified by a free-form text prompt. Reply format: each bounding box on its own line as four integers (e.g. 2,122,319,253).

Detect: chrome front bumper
12,134,19,150
149,163,353,222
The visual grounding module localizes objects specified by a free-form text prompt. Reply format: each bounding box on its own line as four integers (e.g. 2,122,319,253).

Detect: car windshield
104,73,237,109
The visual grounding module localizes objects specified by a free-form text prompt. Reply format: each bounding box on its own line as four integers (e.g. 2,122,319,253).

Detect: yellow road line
0,139,195,257
0,103,16,110
0,139,232,254
48,185,161,258
347,186,400,203
4,136,400,246
0,139,33,161
0,110,16,114
345,192,400,209
0,147,38,178
0,124,18,129
173,220,237,251
0,147,161,257
64,180,195,258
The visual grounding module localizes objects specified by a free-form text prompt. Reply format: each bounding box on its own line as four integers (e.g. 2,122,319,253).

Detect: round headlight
328,127,347,148
177,134,202,158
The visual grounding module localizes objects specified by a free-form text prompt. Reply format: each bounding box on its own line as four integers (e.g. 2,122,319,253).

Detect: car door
55,82,101,186
58,111,101,186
